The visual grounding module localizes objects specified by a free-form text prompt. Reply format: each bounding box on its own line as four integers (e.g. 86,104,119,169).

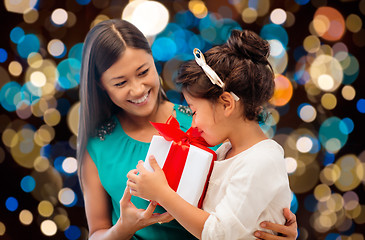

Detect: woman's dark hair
77,19,166,181
176,29,275,122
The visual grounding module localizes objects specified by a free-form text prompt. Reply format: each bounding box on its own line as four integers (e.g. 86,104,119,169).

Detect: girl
127,29,293,239
78,19,297,240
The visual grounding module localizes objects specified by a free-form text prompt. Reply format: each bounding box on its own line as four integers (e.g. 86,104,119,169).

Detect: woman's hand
117,185,174,234
253,208,297,240
127,155,171,202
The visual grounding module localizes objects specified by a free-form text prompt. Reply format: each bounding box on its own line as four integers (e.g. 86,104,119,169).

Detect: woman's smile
128,89,150,105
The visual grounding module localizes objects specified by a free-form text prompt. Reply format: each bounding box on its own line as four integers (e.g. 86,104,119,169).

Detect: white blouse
202,139,291,240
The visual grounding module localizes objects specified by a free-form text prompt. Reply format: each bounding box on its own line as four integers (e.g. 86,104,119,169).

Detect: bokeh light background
0,0,364,239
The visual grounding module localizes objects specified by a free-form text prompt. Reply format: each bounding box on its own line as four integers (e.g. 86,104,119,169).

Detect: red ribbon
150,115,216,208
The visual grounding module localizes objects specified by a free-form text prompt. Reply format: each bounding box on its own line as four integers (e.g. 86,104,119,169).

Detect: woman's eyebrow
109,63,148,81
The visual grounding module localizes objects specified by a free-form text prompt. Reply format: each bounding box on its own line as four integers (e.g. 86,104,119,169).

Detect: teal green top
87,104,217,240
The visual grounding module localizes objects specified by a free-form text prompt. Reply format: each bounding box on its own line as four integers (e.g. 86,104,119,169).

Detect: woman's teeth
129,92,149,104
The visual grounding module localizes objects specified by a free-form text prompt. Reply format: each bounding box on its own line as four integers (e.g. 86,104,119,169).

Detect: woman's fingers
143,201,157,218
254,230,284,240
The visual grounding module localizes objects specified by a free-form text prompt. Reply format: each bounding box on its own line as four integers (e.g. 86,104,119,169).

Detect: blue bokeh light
260,24,289,47
290,192,298,214
57,58,81,89
20,176,36,193
295,0,310,5
65,225,81,240
323,151,335,166
5,197,19,212
17,34,40,58
0,81,22,112
152,37,177,61
0,48,8,63
76,0,91,5
339,118,354,135
356,99,365,113
68,43,83,62
304,194,317,212
10,27,25,44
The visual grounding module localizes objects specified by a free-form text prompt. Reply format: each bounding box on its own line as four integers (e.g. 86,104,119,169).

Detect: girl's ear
218,92,235,117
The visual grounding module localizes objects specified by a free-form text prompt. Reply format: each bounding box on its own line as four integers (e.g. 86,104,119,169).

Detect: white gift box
144,135,216,207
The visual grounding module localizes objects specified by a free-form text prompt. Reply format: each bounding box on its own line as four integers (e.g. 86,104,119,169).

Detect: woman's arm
254,208,298,240
127,156,209,239
82,151,171,239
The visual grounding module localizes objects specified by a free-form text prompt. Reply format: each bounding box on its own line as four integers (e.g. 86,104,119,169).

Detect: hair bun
227,29,270,64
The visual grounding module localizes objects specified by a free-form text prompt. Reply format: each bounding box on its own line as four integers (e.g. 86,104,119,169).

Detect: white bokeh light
30,71,47,87
270,8,287,25
51,8,68,25
296,136,313,153
122,0,169,36
62,157,77,174
58,188,76,206
285,157,298,174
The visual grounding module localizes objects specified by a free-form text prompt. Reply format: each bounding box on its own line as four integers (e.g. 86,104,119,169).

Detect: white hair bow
193,48,240,101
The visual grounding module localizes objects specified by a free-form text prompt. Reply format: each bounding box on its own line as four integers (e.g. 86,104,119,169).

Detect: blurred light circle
58,188,76,206
152,37,177,61
295,0,310,5
5,197,18,212
123,0,169,36
20,175,36,192
309,55,343,92
303,35,321,53
51,8,68,26
62,157,77,174
17,34,40,58
270,8,286,25
48,39,66,58
313,7,345,41
38,200,54,217
188,0,208,19
269,39,285,57
341,85,355,100
67,102,80,136
76,0,91,5
343,191,359,211
241,7,258,24
269,74,293,106
296,136,313,153
30,71,47,87
56,58,81,89
68,43,83,62
356,99,365,113
298,103,316,123
346,14,362,33
4,0,38,14
34,156,50,172
285,157,297,174
320,163,341,185
65,225,81,240
319,117,348,153
314,184,331,202
0,81,22,112
0,49,8,63
53,214,70,231
8,61,23,77
43,108,61,126
27,52,43,68
260,23,288,47
10,27,25,44
40,220,57,236
321,93,337,110
335,154,362,191
339,118,354,135
0,222,5,236
19,209,33,225
23,8,39,24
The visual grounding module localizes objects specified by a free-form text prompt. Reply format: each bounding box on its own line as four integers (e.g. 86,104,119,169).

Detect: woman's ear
218,92,235,117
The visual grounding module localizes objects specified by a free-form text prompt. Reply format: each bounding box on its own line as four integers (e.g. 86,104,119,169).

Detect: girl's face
183,92,227,146
100,47,160,118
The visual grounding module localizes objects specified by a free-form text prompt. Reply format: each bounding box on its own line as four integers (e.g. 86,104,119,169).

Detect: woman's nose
130,80,144,96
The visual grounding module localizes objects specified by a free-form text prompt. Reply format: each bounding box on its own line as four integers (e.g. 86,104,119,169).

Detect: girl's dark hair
176,29,275,122
77,19,166,181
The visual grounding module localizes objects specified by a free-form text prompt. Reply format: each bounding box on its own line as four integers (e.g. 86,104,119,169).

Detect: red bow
150,115,216,208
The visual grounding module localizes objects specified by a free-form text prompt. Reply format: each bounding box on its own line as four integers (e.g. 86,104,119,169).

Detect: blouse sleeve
201,149,288,240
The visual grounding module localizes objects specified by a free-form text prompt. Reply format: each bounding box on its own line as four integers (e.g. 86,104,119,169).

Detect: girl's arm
127,156,209,239
254,208,298,240
82,151,171,240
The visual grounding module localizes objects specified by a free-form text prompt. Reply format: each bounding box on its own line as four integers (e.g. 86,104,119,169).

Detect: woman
77,19,297,240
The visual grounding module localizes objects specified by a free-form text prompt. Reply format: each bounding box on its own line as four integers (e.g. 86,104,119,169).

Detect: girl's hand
117,185,174,234
253,208,297,240
127,155,171,202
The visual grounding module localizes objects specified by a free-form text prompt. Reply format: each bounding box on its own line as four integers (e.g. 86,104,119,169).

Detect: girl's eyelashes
192,111,196,116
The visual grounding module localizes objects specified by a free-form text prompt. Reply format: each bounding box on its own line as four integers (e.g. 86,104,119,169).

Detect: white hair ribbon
193,48,240,101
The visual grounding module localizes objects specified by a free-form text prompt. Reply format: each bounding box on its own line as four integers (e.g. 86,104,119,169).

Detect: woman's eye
138,68,149,76
114,81,126,87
